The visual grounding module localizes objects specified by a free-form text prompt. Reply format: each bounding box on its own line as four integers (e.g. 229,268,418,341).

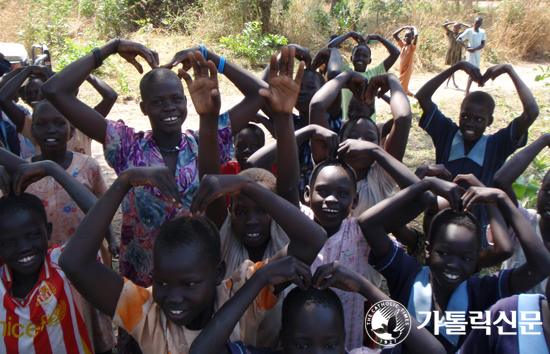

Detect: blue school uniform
369,241,513,354
459,294,549,354
419,104,527,242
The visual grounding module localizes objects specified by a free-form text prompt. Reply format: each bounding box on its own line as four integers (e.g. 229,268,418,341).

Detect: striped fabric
0,247,93,354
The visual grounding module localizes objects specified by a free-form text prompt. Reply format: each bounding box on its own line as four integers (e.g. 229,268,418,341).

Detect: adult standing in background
458,17,486,95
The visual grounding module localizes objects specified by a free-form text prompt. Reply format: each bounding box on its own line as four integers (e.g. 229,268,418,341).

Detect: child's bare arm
0,147,28,175
367,34,401,71
41,39,159,144
0,66,51,130
179,51,226,228
58,167,181,317
246,124,338,170
164,47,269,135
415,61,482,115
259,47,303,206
358,179,461,259
412,26,419,46
85,74,118,118
190,256,312,354
252,114,276,138
327,31,364,48
493,133,550,206
191,175,327,265
313,262,447,354
455,174,513,268
365,73,411,162
463,187,550,294
442,22,453,32
392,27,406,41
481,64,539,138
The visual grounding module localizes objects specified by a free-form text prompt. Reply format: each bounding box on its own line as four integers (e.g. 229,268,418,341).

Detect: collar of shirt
448,130,489,166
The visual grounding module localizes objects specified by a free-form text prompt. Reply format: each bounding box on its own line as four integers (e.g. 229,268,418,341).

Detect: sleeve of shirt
371,163,397,198
490,117,528,159
112,279,155,337
368,240,420,301
418,104,457,151
468,268,513,311
191,111,234,164
458,29,469,42
104,119,136,175
342,61,352,71
371,61,387,76
481,30,487,41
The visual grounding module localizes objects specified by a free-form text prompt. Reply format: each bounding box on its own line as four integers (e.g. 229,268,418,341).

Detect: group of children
0,19,545,354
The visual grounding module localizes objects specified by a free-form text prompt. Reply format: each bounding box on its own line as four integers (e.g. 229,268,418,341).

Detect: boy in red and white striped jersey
0,162,100,353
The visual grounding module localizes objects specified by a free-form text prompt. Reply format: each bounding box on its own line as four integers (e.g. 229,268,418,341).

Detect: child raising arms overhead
361,178,550,353
415,62,539,245
392,26,418,96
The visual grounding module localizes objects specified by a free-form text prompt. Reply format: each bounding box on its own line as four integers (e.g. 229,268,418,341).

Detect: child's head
350,44,372,72
281,287,346,353
295,69,325,113
234,124,266,171
152,215,225,327
0,193,52,277
347,95,375,121
32,100,74,152
231,168,276,249
339,118,380,171
139,68,188,136
305,160,357,232
474,17,483,30
426,209,481,292
453,22,462,34
404,30,414,45
459,91,495,142
537,171,550,222
24,77,45,108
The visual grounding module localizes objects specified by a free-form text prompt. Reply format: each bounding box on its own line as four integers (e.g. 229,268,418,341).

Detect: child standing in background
393,25,418,96
458,17,486,95
442,21,470,89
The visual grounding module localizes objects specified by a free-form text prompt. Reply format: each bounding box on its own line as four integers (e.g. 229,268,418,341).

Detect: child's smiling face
0,210,51,277
230,191,272,249
235,128,265,171
32,102,73,152
24,78,44,108
152,244,224,328
428,224,479,293
282,303,346,354
458,101,492,143
351,46,371,72
404,31,414,45
140,76,188,137
306,166,356,235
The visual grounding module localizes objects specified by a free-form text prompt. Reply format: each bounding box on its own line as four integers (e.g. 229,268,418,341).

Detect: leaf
512,183,526,200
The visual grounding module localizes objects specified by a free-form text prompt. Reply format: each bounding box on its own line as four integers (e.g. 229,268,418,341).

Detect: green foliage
513,153,550,208
534,65,550,87
220,21,288,67
485,49,501,64
332,0,366,34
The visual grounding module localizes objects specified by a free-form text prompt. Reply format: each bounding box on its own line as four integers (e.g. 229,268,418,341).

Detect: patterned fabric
350,162,396,218
445,30,463,66
311,218,381,350
112,260,279,354
103,113,233,288
25,152,108,248
0,247,93,354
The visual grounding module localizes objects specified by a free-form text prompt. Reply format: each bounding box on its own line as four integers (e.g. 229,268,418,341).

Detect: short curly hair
428,208,482,251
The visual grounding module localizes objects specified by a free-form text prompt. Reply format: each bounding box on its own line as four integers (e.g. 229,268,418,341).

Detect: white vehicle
0,42,51,69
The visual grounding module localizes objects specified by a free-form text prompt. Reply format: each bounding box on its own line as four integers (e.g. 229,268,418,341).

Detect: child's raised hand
349,31,365,44
415,164,452,181
259,46,304,116
345,71,370,105
453,173,485,187
160,49,193,71
117,39,160,74
311,48,331,71
288,44,312,68
313,261,364,293
364,73,393,106
311,125,339,159
256,256,312,290
426,178,463,212
190,174,249,215
462,187,505,211
120,167,181,207
455,61,483,85
179,51,221,117
0,166,12,196
11,161,56,195
480,63,512,86
26,65,53,80
337,139,378,164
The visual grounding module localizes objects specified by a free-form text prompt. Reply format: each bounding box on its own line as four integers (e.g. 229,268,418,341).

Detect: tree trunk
464,0,473,12
259,0,273,34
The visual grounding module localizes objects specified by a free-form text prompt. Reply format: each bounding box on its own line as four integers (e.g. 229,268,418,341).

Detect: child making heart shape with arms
361,178,550,353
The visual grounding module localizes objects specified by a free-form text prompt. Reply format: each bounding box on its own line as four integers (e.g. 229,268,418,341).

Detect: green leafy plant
512,153,550,208
220,21,288,67
534,65,550,87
